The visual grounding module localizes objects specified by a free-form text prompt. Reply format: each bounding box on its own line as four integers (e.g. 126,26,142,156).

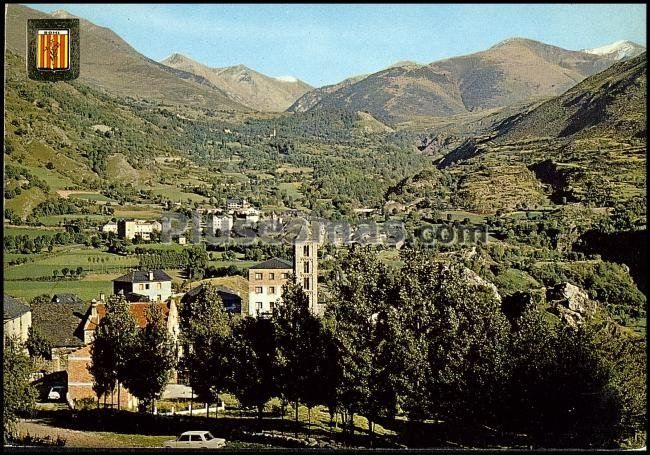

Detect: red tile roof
87,301,170,331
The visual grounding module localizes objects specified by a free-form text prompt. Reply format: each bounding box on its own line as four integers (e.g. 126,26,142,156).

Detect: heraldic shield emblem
28,18,80,81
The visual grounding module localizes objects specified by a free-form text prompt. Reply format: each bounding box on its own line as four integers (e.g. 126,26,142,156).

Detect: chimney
91,298,98,320
149,270,154,281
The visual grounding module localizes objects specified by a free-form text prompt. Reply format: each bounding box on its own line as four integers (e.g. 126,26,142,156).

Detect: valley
3,3,647,450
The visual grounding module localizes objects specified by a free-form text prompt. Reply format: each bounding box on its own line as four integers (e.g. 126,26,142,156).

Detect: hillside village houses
19,230,321,410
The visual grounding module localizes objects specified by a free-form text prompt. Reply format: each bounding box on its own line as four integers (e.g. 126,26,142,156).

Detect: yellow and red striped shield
36,30,69,70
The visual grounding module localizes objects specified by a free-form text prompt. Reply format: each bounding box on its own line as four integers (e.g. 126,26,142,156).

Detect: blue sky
26,3,647,87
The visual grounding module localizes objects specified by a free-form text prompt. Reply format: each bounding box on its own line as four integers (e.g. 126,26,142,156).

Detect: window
156,282,162,289
139,284,144,291
303,277,310,290
269,272,275,280
269,286,275,294
255,286,263,294
179,435,190,442
257,302,263,310
157,295,162,301
190,435,203,442
145,284,150,290
255,272,263,280
281,273,289,279
304,261,310,273
270,302,275,311
303,244,310,256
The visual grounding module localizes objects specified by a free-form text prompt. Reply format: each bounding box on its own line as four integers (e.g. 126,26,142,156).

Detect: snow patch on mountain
582,40,645,60
274,75,299,83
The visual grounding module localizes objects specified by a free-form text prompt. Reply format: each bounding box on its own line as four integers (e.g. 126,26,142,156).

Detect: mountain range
160,53,312,112
290,38,645,124
5,4,646,122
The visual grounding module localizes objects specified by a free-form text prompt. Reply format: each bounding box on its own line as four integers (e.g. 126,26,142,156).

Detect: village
4,196,323,413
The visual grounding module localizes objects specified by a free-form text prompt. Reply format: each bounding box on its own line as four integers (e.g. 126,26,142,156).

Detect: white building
113,270,173,302
101,221,118,234
117,220,162,241
211,214,234,235
227,198,249,210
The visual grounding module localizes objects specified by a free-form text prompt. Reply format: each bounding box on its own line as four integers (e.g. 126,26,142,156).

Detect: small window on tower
303,244,310,257
303,277,310,290
304,262,310,273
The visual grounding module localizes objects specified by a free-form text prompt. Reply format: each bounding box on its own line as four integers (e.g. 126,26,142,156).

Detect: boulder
546,282,597,328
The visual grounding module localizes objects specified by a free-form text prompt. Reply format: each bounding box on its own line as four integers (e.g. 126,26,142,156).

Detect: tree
178,284,233,417
272,275,322,433
327,246,399,436
61,267,70,278
25,327,52,359
123,303,177,412
228,317,276,419
396,249,510,425
3,336,36,435
89,296,138,410
502,298,647,447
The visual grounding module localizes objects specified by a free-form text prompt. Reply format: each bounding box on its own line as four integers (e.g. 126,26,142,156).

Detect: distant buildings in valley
101,219,162,241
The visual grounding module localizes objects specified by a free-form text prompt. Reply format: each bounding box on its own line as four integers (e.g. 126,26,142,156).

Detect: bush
74,397,97,410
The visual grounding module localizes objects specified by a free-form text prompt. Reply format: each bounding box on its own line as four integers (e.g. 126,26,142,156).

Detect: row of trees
136,245,209,280
4,232,89,254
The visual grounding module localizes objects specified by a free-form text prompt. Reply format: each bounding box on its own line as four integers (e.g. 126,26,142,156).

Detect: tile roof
31,302,89,348
113,270,173,283
51,294,84,305
87,301,171,331
3,295,31,320
249,257,293,270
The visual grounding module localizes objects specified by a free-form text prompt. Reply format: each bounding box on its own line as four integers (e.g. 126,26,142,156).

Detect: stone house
3,294,31,346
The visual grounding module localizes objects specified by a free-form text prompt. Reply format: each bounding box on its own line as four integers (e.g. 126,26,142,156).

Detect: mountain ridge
289,38,636,124
160,53,312,112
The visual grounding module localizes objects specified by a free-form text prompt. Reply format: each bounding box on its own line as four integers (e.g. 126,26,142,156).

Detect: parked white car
163,431,226,449
47,386,65,401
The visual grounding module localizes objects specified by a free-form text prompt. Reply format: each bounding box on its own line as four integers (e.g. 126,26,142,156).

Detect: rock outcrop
546,282,597,328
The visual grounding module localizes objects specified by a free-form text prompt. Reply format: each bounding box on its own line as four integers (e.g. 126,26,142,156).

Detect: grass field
39,214,111,226
26,165,77,191
278,182,303,199
5,226,65,237
4,247,138,281
3,280,113,301
68,193,115,202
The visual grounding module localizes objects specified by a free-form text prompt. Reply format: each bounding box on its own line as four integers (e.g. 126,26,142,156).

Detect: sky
26,3,647,87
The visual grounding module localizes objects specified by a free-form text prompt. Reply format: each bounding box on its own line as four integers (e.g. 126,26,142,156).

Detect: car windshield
204,433,214,440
